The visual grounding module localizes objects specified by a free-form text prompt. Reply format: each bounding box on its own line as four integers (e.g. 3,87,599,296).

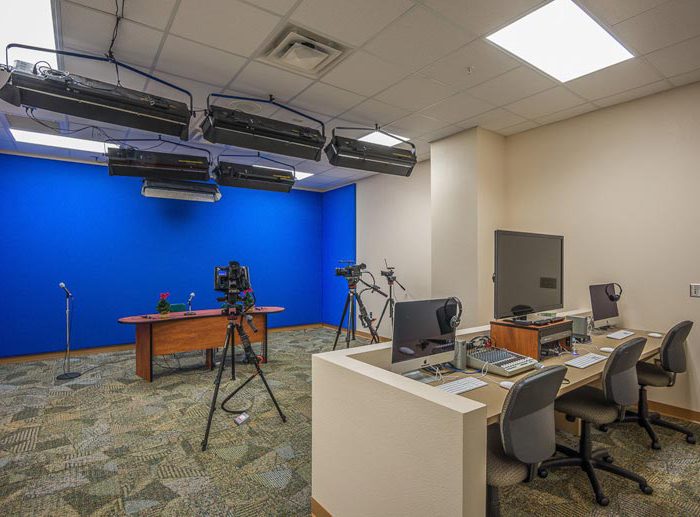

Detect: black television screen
494,230,563,319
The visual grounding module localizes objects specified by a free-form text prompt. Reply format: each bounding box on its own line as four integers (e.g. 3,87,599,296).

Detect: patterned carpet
1,327,699,516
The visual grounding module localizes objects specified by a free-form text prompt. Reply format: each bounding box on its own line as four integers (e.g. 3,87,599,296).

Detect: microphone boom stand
56,288,80,381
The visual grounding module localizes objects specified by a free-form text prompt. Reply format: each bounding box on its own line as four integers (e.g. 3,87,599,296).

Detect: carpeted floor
1,327,699,516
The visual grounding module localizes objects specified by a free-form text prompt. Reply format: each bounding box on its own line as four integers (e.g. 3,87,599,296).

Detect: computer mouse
600,347,614,353
648,332,663,338
499,381,514,390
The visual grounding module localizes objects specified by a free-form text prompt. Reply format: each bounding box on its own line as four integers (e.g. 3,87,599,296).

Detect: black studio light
324,126,417,177
0,44,192,139
214,153,296,193
107,145,210,182
141,179,221,203
200,94,325,161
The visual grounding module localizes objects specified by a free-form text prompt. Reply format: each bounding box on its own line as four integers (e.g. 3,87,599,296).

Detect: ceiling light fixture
358,131,408,147
10,128,117,153
142,179,221,203
107,147,211,181
1,0,57,68
486,0,633,82
253,163,313,180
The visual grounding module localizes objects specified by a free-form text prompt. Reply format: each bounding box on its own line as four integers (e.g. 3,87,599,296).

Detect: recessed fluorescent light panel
358,131,408,147
1,0,57,68
486,0,633,82
10,129,117,154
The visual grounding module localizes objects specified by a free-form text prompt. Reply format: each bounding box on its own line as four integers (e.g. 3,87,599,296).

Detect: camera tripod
201,311,286,451
376,263,406,333
333,277,386,350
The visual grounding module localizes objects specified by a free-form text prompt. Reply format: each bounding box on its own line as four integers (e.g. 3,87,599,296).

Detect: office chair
603,321,695,449
486,365,567,517
538,337,652,506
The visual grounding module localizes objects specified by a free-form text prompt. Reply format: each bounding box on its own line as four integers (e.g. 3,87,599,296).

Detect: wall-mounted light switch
691,284,700,298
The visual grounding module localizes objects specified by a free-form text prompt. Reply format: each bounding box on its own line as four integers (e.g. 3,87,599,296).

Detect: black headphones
446,297,463,329
605,283,623,302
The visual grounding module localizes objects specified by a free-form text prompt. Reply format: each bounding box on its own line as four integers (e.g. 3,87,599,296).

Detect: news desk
118,306,284,381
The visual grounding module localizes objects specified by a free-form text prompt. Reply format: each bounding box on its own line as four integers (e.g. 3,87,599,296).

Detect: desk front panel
151,313,266,355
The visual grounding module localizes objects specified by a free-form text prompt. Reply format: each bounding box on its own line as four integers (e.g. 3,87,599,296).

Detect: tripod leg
202,325,232,451
253,357,287,423
333,294,351,351
350,294,356,343
377,297,390,333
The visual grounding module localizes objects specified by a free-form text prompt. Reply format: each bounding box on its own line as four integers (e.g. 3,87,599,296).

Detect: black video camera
214,261,253,313
335,262,366,281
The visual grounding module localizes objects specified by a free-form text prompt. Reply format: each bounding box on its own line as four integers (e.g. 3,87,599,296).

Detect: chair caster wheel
603,455,614,464
640,484,653,495
687,435,696,444
651,441,661,450
596,496,609,506
538,468,548,478
598,424,609,432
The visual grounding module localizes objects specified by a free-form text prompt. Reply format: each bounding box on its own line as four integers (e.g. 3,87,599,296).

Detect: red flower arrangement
156,292,171,315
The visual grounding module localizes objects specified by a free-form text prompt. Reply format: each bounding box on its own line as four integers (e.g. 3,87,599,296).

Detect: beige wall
356,160,432,337
504,82,700,412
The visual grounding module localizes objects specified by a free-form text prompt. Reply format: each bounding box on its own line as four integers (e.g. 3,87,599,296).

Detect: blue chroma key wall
0,154,356,357
321,184,356,326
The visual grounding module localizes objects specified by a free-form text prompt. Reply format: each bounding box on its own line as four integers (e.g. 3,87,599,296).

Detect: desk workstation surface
437,329,664,424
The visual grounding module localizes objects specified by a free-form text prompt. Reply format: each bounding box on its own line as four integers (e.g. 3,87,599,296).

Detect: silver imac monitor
589,283,620,329
390,298,458,374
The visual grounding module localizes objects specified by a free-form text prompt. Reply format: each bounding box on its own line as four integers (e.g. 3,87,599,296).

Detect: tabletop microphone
185,291,196,315
58,282,73,298
188,292,195,303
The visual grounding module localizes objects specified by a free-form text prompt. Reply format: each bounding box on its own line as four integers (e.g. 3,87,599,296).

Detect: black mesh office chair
606,321,695,449
538,337,652,506
486,365,566,517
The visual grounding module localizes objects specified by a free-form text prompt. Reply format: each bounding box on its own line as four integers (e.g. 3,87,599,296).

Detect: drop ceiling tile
565,59,663,100
613,0,700,55
424,0,545,36
389,113,449,137
364,6,473,72
467,66,555,106
534,103,598,125
61,53,148,91
325,118,372,139
375,75,458,111
270,105,331,125
218,89,281,117
231,61,313,101
342,99,410,126
645,35,700,78
578,0,669,25
420,125,464,143
147,71,218,112
157,36,246,87
593,79,672,107
419,39,520,89
457,108,527,132
290,83,364,117
291,0,413,47
294,160,333,175
505,87,586,119
67,0,178,30
499,120,540,136
321,51,410,97
170,0,280,57
419,90,494,124
60,2,163,68
245,0,297,15
669,68,700,87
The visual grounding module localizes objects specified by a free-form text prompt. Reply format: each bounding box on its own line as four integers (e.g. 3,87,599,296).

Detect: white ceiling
1,0,699,191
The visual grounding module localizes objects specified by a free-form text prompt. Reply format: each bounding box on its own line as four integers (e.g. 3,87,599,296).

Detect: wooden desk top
118,306,285,325
432,330,664,425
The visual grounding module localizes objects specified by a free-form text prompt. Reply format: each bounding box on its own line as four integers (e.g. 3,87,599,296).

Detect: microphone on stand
185,292,196,315
58,282,73,298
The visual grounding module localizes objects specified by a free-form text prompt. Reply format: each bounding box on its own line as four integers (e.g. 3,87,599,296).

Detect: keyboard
565,353,607,369
607,330,634,340
437,376,488,394
466,347,538,377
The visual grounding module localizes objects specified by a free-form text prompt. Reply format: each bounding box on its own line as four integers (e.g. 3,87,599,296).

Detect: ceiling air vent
261,28,345,77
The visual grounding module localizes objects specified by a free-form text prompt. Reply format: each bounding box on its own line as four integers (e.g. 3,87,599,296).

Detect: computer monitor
589,283,619,328
494,230,563,319
390,298,457,374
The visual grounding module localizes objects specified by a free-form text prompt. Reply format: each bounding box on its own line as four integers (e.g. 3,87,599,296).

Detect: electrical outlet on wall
690,284,700,298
